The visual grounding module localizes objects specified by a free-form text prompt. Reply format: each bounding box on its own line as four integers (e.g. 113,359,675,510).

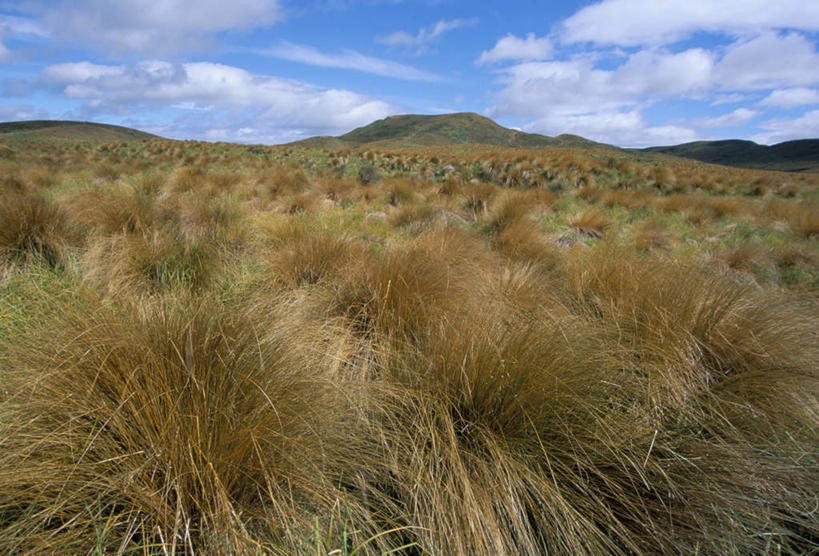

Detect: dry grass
59,183,155,238
569,209,610,238
1,138,817,554
768,200,819,238
266,223,365,288
81,228,217,295
634,219,672,251
0,287,382,553
0,188,69,267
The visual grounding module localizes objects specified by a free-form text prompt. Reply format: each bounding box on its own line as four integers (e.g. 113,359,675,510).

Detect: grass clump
0,188,69,268
0,288,380,553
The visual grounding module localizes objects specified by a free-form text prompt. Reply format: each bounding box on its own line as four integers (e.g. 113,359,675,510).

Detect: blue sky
0,0,818,147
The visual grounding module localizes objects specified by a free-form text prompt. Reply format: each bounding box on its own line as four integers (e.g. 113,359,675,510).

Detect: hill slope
290,113,605,150
643,139,819,172
0,120,157,142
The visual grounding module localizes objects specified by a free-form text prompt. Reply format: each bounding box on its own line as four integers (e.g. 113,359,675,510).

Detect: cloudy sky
0,0,817,146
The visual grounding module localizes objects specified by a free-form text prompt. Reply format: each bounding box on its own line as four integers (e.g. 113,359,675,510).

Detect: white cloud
486,24,819,145
0,103,49,120
616,48,713,95
477,33,553,65
561,0,819,46
760,88,819,108
0,14,48,63
751,109,819,144
40,60,398,142
715,32,819,90
377,18,476,53
0,14,48,38
261,41,440,81
488,47,713,121
710,93,750,105
696,107,758,128
523,110,698,147
13,0,282,55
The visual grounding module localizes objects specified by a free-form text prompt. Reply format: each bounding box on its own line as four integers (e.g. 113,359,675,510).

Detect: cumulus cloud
523,110,698,147
751,109,819,144
715,32,819,90
40,60,398,142
696,107,758,128
261,41,440,81
14,0,281,55
561,0,819,46
377,18,476,54
760,88,819,108
488,47,714,121
477,33,553,65
485,26,819,145
710,93,750,105
0,103,49,120
0,14,48,63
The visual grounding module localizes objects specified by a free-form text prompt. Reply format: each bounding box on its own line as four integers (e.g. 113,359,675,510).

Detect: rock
366,211,388,221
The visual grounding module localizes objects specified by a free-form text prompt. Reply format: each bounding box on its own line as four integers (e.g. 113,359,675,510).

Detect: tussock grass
266,222,364,288
0,287,379,553
0,188,69,268
634,218,672,251
59,183,155,238
569,208,610,238
768,200,819,238
1,137,817,554
328,228,486,340
81,229,217,295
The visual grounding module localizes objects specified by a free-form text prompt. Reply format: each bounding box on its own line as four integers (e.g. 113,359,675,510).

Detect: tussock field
1,137,818,554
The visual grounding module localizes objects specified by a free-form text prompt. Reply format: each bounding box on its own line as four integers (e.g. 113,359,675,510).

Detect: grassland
0,120,157,143
0,132,817,554
643,138,819,173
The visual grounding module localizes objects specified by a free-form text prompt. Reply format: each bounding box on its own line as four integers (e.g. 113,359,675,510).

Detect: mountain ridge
642,138,819,173
289,112,608,150
0,120,157,142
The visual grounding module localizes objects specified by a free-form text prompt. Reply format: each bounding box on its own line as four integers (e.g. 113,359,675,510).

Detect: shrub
358,164,381,186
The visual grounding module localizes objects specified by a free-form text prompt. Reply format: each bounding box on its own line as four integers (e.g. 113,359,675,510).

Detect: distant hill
643,139,819,173
0,120,157,142
289,113,606,150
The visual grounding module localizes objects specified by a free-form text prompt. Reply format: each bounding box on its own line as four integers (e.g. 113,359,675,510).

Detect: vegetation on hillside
291,112,603,150
0,120,157,143
0,133,817,554
643,138,819,173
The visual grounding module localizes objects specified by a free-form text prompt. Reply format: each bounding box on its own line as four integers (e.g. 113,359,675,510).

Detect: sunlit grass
0,134,817,553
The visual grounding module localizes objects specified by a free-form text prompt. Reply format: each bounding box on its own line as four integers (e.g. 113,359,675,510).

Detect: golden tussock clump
569,208,610,238
0,187,70,268
0,286,380,553
59,183,155,238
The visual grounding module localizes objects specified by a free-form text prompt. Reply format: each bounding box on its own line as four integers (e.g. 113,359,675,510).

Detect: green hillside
0,120,158,142
643,138,819,173
290,113,606,150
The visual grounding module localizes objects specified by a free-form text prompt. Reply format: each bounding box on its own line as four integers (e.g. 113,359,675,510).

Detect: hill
289,113,606,150
643,139,819,173
0,120,157,142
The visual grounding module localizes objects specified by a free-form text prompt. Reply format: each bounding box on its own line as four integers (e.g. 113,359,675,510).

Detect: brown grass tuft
569,209,610,238
0,289,377,553
0,188,69,267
